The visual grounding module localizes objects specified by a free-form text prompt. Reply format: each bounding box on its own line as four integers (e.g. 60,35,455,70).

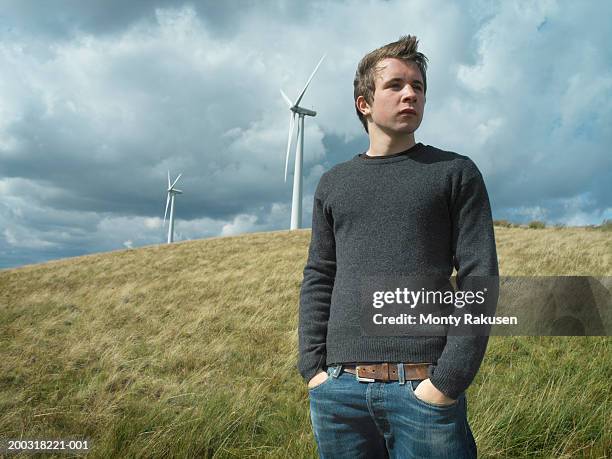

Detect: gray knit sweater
297,142,499,399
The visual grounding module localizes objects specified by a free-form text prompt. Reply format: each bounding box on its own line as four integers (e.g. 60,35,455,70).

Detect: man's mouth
399,108,417,116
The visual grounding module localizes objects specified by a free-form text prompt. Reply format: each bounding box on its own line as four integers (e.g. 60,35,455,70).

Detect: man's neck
365,129,416,157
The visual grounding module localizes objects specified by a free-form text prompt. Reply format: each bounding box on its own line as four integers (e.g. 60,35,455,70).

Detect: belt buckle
355,366,375,383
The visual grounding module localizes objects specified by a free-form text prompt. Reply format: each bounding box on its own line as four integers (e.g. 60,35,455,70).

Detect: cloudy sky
1,0,610,269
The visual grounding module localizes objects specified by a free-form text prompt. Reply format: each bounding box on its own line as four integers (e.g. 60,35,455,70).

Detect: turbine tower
281,54,326,230
164,171,183,244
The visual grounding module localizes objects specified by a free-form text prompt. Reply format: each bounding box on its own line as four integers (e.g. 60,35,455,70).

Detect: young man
298,36,499,458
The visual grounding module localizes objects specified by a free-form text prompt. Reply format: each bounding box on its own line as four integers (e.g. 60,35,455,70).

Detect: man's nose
401,85,418,102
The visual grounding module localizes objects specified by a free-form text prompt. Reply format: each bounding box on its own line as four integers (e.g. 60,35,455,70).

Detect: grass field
0,227,610,458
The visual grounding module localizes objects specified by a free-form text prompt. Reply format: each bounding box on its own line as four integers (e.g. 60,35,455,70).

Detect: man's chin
392,126,418,137
379,124,418,137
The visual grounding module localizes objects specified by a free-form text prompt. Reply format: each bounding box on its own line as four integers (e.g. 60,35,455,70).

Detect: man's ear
356,95,371,116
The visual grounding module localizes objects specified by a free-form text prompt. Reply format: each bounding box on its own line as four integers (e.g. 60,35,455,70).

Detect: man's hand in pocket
414,378,456,405
308,371,329,389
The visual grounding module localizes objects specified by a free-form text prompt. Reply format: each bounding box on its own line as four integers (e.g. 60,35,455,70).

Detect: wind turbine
164,171,183,244
281,54,326,230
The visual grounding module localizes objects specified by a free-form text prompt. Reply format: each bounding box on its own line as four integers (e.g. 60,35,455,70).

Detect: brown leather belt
343,363,430,382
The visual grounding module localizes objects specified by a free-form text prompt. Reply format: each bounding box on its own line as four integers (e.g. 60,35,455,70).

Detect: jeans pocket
409,379,459,409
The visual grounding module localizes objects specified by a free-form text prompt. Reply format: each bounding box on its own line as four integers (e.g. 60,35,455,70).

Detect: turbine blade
174,189,183,194
167,170,171,188
284,112,296,182
171,173,182,189
163,193,170,224
294,54,326,107
280,88,293,107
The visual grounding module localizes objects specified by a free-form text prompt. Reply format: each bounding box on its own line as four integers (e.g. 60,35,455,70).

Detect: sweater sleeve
428,160,499,399
298,173,337,383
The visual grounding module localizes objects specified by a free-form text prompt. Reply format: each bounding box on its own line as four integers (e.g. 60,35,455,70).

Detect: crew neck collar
355,142,425,164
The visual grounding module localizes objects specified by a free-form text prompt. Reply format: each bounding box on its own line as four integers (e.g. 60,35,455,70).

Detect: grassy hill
0,227,610,458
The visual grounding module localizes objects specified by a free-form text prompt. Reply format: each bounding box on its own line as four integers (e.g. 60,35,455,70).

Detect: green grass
0,228,610,458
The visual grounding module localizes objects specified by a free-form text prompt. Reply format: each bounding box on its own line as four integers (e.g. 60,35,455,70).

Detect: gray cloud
1,0,611,269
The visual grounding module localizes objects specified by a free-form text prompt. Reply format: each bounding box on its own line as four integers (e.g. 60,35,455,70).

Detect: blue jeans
308,365,477,458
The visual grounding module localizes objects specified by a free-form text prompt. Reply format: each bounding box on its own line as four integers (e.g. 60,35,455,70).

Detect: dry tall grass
0,227,610,458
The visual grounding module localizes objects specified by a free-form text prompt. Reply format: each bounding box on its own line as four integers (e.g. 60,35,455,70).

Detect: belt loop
331,365,342,378
398,363,406,385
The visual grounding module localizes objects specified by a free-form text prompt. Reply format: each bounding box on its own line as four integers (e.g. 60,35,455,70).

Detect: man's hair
353,35,429,133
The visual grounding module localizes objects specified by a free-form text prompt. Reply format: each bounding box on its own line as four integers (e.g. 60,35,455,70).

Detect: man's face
359,58,426,136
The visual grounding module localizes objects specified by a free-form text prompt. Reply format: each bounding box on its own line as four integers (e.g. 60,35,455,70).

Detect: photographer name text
372,313,517,326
